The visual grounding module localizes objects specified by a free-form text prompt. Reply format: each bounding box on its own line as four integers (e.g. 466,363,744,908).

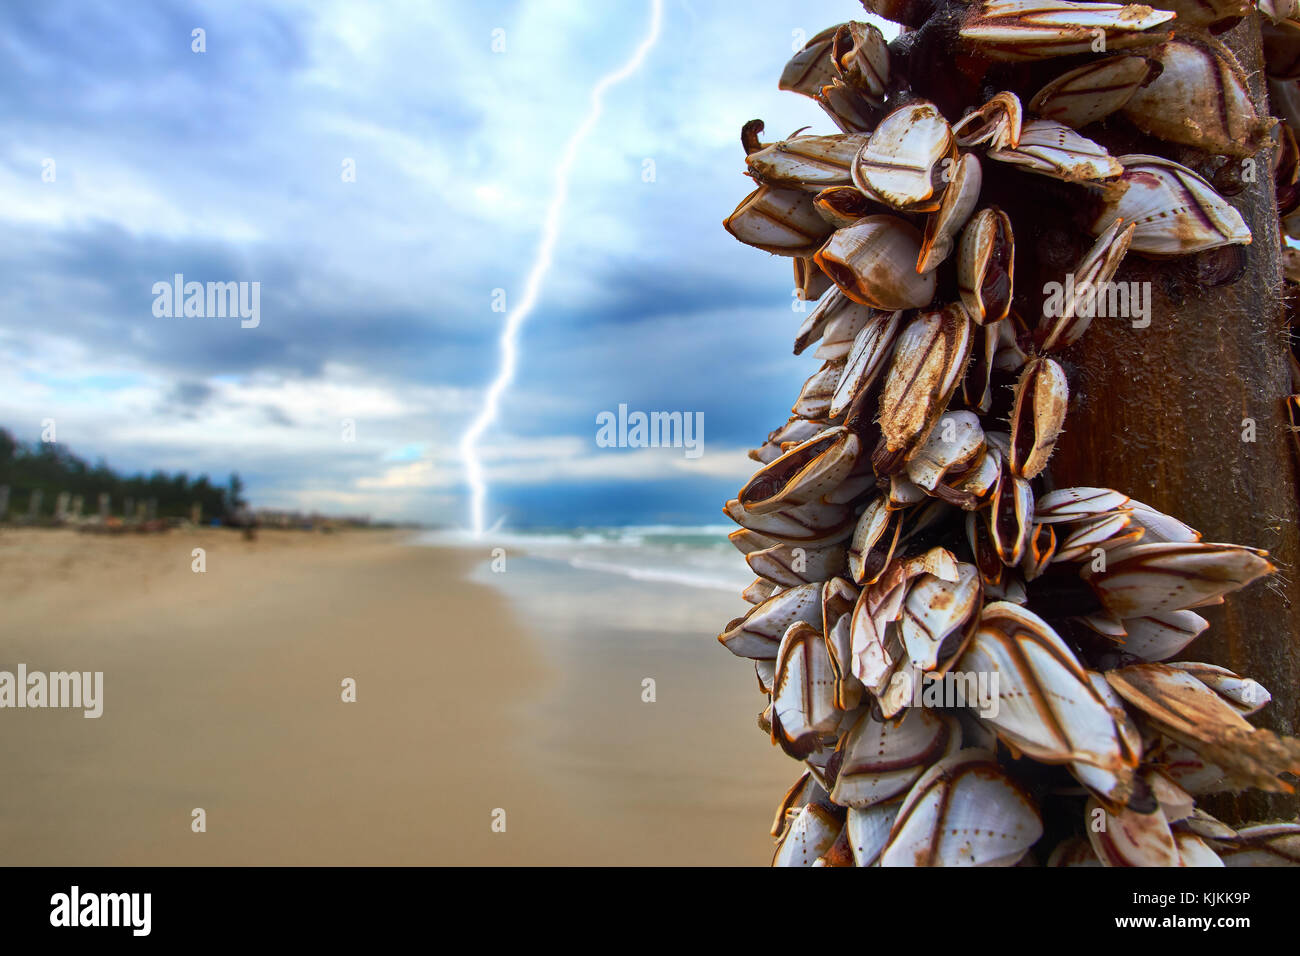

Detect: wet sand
0,528,789,864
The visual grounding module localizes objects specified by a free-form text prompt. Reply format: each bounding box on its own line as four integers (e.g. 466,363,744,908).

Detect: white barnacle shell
1052,510,1143,563
959,0,1175,62
831,709,963,808
1216,824,1300,866
823,577,865,711
728,527,778,557
1124,499,1202,544
793,256,834,303
1039,217,1136,351
992,315,1030,372
847,496,904,586
772,803,843,866
1008,356,1068,479
852,101,956,213
737,425,861,515
778,24,840,98
900,562,983,672
770,769,827,838
792,360,845,419
880,749,1043,866
1082,541,1274,617
1068,672,1143,807
723,496,857,547
957,207,1014,324
1174,833,1225,867
1029,55,1156,128
831,21,891,103
1086,795,1180,866
918,152,983,274
829,309,903,418
743,579,778,605
846,802,902,866
748,416,825,463
812,184,881,227
1034,486,1130,523
945,435,1003,508
1020,521,1056,581
746,540,848,588
952,91,1023,149
1167,661,1272,715
1115,610,1209,661
874,305,974,473
815,77,879,133
770,620,841,757
958,602,1139,775
1120,36,1273,158
905,411,985,492
746,132,871,191
815,216,938,310
1261,0,1300,23
988,119,1122,183
723,184,835,256
794,288,874,357
1106,662,1300,793
850,547,958,693
987,471,1034,565
814,298,876,361
1091,154,1252,256
719,581,823,660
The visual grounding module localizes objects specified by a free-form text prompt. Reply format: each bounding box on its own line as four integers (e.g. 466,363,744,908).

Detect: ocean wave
409,524,749,592
563,556,746,592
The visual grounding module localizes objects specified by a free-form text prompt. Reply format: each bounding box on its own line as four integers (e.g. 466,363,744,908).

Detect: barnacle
720,0,1300,867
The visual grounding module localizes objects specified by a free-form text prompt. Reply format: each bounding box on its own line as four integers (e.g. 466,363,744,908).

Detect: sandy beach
0,527,790,865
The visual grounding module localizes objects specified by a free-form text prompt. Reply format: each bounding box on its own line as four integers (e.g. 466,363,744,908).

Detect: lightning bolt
458,0,664,537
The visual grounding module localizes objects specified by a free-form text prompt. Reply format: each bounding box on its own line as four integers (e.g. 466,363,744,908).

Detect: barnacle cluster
720,0,1300,865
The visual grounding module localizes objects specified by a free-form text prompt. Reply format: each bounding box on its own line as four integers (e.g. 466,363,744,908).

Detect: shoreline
0,527,789,864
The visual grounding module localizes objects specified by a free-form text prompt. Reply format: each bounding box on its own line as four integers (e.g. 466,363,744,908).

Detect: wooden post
1048,19,1300,823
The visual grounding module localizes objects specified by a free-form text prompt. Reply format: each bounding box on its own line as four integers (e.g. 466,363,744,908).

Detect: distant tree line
0,427,245,521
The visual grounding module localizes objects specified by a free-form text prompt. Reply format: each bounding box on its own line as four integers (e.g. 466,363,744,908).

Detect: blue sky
0,0,886,526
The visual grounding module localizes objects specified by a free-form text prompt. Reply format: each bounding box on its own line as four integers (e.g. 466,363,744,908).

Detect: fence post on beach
98,492,110,521
0,485,8,521
54,491,70,522
70,495,83,520
190,501,202,525
136,500,147,523
27,488,43,522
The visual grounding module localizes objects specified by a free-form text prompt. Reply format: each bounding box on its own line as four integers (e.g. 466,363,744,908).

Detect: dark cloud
159,380,214,418
0,0,857,524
